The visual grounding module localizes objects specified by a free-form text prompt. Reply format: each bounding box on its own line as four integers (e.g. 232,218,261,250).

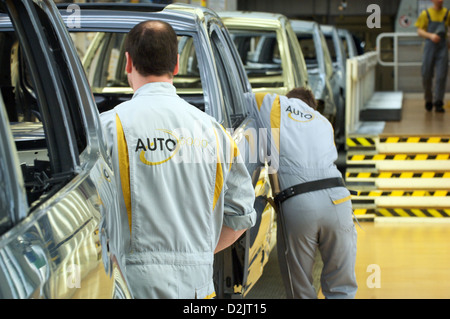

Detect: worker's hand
430,33,441,43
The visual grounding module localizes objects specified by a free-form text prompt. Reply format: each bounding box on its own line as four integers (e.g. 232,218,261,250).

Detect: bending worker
415,0,450,112
101,20,256,298
253,88,357,299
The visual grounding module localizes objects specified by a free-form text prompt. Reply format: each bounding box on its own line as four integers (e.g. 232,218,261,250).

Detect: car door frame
0,0,131,298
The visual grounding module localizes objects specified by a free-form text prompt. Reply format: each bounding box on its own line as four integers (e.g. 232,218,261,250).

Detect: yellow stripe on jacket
116,114,132,233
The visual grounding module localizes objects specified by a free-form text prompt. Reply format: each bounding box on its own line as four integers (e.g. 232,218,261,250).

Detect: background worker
253,88,357,299
101,20,256,299
415,0,450,112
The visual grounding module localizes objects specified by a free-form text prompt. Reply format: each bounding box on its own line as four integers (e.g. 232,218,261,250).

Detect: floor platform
244,220,450,299
381,93,450,137
360,91,403,122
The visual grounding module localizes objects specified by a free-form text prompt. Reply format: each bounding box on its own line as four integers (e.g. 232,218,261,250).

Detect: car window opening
71,32,206,113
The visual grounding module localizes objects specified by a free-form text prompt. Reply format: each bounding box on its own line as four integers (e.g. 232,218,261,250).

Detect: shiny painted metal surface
58,3,276,298
219,11,310,96
0,159,130,298
0,0,131,298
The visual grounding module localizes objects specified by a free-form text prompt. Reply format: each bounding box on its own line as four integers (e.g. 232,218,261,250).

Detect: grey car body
338,28,358,59
58,3,276,298
320,24,347,148
290,20,337,131
218,11,310,96
0,0,132,298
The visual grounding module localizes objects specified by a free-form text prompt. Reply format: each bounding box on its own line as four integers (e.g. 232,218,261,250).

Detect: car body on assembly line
338,28,364,59
58,3,277,298
218,11,310,96
291,20,338,131
320,24,348,149
0,0,132,298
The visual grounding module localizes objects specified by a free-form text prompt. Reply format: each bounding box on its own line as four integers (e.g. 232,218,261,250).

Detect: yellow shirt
415,7,450,30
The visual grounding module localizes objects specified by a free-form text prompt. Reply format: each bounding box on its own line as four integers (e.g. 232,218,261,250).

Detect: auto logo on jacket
135,129,180,166
285,105,314,123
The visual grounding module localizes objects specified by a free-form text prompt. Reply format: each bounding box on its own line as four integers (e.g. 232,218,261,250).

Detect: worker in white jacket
253,88,357,299
101,20,256,299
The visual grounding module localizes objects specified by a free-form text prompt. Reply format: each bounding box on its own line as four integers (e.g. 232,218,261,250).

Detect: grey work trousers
276,187,358,299
422,39,449,104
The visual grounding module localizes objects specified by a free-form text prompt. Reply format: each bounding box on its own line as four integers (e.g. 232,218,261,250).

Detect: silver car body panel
219,11,310,95
291,19,337,123
0,0,131,298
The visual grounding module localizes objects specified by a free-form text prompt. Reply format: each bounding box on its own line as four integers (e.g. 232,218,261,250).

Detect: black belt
274,177,355,204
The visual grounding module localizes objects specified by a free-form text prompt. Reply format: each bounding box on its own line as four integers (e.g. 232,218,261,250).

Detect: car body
338,28,364,59
290,20,337,128
338,28,358,59
58,3,276,298
218,11,310,96
320,24,347,148
0,0,132,298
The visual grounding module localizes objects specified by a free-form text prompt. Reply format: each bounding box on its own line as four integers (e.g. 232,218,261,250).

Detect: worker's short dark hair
125,20,178,77
286,87,317,110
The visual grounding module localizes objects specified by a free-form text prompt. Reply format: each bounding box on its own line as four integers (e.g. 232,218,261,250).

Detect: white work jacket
253,92,343,190
101,82,256,299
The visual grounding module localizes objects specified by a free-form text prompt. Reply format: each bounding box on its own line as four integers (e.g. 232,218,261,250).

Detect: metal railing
376,32,424,91
345,51,377,136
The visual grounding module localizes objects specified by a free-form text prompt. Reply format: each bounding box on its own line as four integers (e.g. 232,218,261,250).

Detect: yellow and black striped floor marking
347,154,450,161
347,136,377,148
379,137,450,144
347,136,450,148
353,208,450,217
377,208,450,217
346,171,450,179
355,190,450,197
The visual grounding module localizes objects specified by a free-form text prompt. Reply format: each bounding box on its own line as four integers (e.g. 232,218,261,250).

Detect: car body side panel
291,20,337,124
0,162,130,298
219,11,310,96
0,0,132,298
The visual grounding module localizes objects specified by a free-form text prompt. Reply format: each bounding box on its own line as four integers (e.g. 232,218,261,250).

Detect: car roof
290,19,319,32
320,24,337,34
218,10,288,29
56,3,222,33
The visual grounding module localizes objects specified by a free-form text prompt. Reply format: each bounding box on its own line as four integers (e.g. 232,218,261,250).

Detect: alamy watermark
367,4,381,29
66,4,81,29
66,264,81,289
366,264,381,288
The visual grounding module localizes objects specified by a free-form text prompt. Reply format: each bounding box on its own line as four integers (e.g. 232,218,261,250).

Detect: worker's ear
173,54,180,76
125,52,133,74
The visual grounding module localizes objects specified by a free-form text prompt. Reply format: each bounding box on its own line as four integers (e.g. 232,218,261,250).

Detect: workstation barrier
345,51,378,139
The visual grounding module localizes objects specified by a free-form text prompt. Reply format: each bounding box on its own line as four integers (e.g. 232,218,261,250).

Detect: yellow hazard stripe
347,136,450,148
356,190,450,197
346,172,450,178
346,137,375,147
353,208,377,216
354,208,450,217
347,154,450,161
379,137,450,143
377,208,450,217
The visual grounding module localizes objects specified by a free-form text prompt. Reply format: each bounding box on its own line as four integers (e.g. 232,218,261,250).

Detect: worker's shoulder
281,95,314,111
99,107,117,126
426,7,450,19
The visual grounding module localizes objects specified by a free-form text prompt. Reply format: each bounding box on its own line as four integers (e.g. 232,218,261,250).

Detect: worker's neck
130,73,173,91
433,4,443,11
